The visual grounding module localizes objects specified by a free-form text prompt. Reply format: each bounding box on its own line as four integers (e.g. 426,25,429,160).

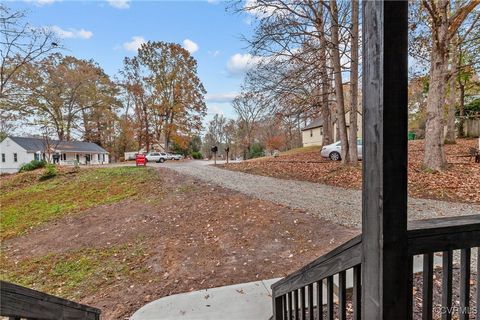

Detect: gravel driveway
161,160,480,228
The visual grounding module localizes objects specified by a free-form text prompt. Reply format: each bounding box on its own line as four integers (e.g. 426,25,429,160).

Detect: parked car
171,154,184,160
145,152,169,163
165,153,175,160
320,139,363,161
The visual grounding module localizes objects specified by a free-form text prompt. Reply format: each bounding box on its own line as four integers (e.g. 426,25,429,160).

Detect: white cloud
206,92,238,103
50,26,93,39
183,39,199,54
123,36,146,52
24,0,59,6
207,105,225,116
206,0,220,3
107,0,130,9
226,53,262,76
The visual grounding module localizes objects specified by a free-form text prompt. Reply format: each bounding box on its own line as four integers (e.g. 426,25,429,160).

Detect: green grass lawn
0,166,156,240
1,240,147,299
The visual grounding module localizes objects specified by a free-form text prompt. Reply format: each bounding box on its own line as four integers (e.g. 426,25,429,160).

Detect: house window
310,130,313,137
63,154,66,161
1,153,5,162
13,153,17,162
34,153,40,161
320,127,324,136
98,154,101,161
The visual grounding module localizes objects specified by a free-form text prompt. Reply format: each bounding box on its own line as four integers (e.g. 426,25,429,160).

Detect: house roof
301,119,323,131
9,136,108,154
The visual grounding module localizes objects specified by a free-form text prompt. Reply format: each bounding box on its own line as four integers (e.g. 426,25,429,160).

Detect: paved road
156,160,479,228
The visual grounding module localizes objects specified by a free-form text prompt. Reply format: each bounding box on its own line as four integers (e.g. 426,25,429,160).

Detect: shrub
19,160,47,173
249,143,265,159
191,151,203,159
39,164,57,181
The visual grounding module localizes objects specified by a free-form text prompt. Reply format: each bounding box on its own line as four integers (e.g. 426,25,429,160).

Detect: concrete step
131,279,281,320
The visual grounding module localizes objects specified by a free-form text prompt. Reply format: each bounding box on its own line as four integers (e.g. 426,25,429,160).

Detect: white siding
0,137,34,173
301,112,363,148
59,152,109,165
302,127,324,147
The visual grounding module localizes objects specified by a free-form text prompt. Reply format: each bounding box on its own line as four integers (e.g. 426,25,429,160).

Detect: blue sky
7,0,256,121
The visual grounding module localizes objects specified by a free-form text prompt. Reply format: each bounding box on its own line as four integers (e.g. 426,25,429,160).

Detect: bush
19,160,47,172
39,164,57,181
191,151,203,159
249,143,265,159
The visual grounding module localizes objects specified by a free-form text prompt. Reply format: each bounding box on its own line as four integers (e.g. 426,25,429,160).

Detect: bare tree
0,5,59,99
233,0,356,162
329,0,349,163
232,91,268,159
445,4,480,142
348,0,359,165
421,0,479,170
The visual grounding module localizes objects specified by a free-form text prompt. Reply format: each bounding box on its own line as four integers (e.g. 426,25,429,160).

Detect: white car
320,139,363,161
145,152,169,163
171,154,184,160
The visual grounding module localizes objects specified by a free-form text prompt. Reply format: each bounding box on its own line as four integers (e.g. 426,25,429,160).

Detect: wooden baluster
339,271,347,320
327,276,334,320
460,248,471,320
476,248,479,320
423,253,434,320
288,291,293,320
316,280,323,320
283,295,287,320
294,289,299,320
442,251,453,320
407,255,414,320
274,296,284,320
308,283,314,320
353,265,361,320
301,286,306,320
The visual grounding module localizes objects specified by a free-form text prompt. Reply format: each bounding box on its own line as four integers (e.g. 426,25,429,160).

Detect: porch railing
0,281,101,320
271,215,480,320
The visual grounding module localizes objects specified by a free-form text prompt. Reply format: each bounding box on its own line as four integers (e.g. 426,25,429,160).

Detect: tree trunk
316,5,333,146
458,82,465,137
445,35,458,144
423,0,449,171
444,67,457,144
348,0,359,165
143,103,150,152
330,0,349,163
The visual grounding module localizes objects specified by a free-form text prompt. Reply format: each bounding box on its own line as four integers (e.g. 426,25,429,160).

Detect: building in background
0,136,109,174
301,110,363,147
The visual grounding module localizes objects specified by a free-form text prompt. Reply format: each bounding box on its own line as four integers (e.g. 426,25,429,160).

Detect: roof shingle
9,136,108,154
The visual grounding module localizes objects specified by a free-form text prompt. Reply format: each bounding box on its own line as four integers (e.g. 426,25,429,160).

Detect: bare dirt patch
223,139,480,204
1,168,358,320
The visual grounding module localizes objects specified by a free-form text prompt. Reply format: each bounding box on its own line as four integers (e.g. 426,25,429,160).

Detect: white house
301,110,363,147
0,136,109,174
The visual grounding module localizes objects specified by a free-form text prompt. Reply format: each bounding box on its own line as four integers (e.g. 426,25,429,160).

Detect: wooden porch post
362,1,409,320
